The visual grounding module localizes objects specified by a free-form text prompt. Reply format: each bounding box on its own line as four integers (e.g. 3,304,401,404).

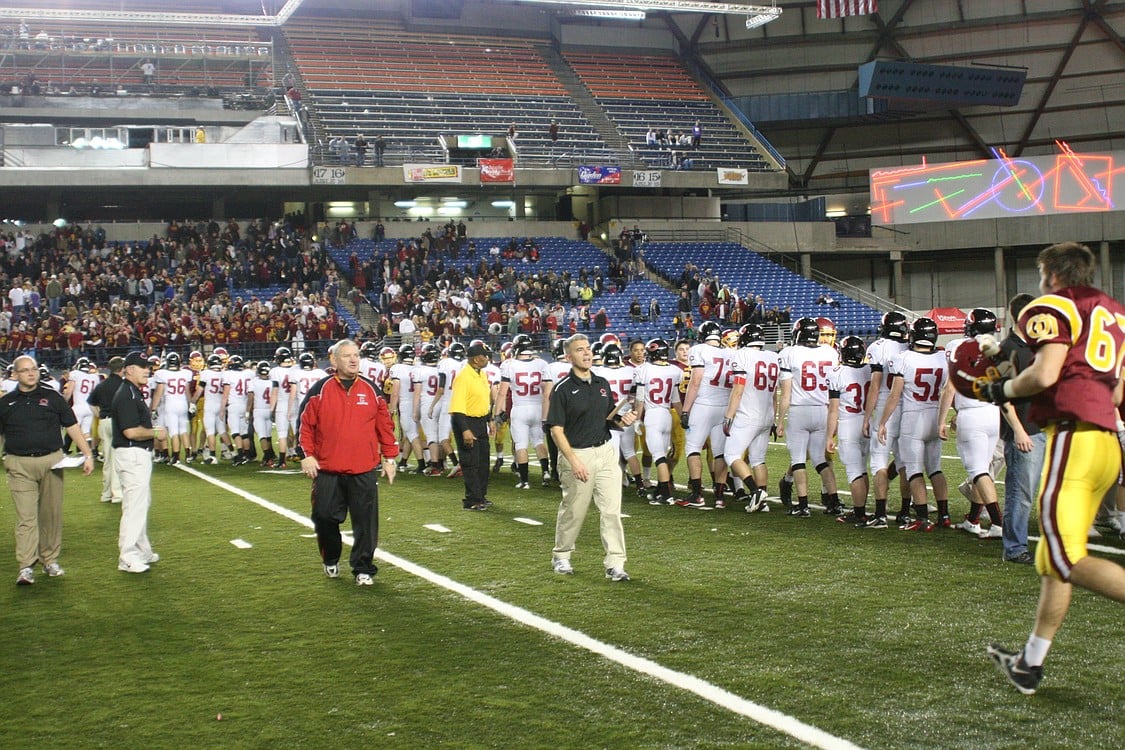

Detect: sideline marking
176,464,865,750
513,517,544,526
424,523,452,533
230,538,253,549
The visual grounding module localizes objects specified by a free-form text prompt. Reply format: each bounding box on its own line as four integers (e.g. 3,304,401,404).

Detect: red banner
479,158,514,183
926,307,967,334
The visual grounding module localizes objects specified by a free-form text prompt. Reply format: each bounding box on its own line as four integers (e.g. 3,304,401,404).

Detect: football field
1,444,1122,749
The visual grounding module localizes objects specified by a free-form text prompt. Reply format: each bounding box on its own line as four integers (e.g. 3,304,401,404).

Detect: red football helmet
947,338,1012,400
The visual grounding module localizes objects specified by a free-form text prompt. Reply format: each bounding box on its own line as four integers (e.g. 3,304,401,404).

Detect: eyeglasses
14,367,36,373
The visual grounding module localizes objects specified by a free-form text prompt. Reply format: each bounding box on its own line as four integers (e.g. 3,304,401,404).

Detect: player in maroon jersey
980,242,1125,695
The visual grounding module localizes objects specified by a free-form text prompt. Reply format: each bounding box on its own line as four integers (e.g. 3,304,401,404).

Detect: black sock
985,502,1003,525
853,505,866,517
875,499,887,518
689,478,702,495
449,452,458,465
899,497,911,515
967,502,983,522
798,495,808,510
632,473,644,488
539,458,549,475
828,492,839,507
659,480,672,498
714,482,725,501
742,476,759,494
518,463,529,483
937,500,949,517
913,503,929,520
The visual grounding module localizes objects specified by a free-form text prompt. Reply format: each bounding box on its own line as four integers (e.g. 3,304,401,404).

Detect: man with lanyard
111,352,167,574
546,334,637,581
0,355,94,585
298,340,398,586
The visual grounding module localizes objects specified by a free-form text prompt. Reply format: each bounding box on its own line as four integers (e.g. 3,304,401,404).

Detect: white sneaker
745,488,769,513
204,455,218,465
145,553,160,565
552,558,574,575
515,481,530,489
118,560,150,573
44,562,65,577
324,564,339,579
959,518,983,535
605,566,631,582
16,566,35,585
978,524,1002,539
355,573,374,586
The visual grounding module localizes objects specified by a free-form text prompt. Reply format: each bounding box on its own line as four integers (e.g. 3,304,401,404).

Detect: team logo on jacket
599,388,608,398
38,399,49,407
356,393,369,405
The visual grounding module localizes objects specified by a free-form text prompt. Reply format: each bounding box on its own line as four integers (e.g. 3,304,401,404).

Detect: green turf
0,445,1121,749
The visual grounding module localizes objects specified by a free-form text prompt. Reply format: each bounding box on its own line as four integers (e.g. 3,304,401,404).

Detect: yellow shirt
449,364,491,417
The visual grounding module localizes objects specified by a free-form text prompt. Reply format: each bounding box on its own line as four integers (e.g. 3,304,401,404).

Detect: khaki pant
115,446,155,567
5,451,65,568
99,417,122,503
553,441,627,569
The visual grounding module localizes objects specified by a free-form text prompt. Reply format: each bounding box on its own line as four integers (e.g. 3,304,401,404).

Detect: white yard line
176,464,865,750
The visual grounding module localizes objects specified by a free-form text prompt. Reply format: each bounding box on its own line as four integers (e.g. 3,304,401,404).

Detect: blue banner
577,165,622,185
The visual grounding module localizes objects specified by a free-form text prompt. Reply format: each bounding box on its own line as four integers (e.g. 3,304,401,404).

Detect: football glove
722,417,733,437
975,377,1012,405
493,410,507,424
680,411,690,429
188,403,197,416
975,333,1002,359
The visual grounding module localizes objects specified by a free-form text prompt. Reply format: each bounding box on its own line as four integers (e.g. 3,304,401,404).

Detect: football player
437,342,467,477
495,339,549,489
877,318,948,531
269,346,296,467
150,352,193,465
193,353,227,464
221,354,253,465
593,342,634,480
62,356,100,452
861,312,911,528
412,343,446,475
247,360,277,466
391,344,425,473
826,336,873,524
633,339,683,506
540,337,571,484
723,324,778,512
680,320,735,509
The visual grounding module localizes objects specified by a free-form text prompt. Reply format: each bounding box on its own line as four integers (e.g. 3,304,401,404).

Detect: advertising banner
717,167,749,185
478,158,515,183
633,170,662,188
578,165,622,184
403,164,463,183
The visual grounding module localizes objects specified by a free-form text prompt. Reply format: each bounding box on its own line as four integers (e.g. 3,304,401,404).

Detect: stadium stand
562,51,773,171
643,242,883,336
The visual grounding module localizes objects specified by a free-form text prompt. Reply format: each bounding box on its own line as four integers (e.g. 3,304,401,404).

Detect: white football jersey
437,358,464,402
389,362,415,408
827,363,873,420
359,357,387,392
687,342,736,406
411,363,443,405
153,368,193,408
484,362,501,387
780,344,839,407
502,356,548,409
222,368,253,406
866,338,908,402
730,348,780,421
887,349,946,413
197,369,226,405
292,367,329,401
593,364,634,405
544,359,571,384
67,370,100,408
249,377,274,412
633,362,683,411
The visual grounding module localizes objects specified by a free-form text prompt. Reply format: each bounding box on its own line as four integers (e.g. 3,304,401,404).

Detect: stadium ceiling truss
0,0,308,27
679,0,1125,194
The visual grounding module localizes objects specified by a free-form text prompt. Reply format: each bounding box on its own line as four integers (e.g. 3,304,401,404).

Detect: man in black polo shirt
546,334,636,581
87,356,124,504
110,352,166,573
0,355,94,585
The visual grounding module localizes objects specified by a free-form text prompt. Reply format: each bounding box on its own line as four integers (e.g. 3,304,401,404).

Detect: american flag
817,0,878,19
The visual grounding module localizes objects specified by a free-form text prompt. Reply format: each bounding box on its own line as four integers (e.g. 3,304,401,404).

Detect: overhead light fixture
509,0,781,26
491,200,515,208
570,9,645,20
745,9,780,29
393,200,417,208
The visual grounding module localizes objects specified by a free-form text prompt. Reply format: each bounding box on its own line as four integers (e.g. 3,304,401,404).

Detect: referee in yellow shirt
450,342,494,510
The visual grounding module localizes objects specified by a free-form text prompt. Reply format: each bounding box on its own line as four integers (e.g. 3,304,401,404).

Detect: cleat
424,467,445,477
510,462,518,474
675,494,706,509
541,476,551,488
823,503,846,516
552,558,574,575
153,454,166,464
635,485,650,500
895,511,912,527
184,453,195,464
714,498,726,509
979,524,1003,539
492,456,504,474
937,514,952,528
446,464,462,478
355,573,374,586
902,518,936,532
221,449,235,460
959,517,983,535
605,567,631,582
836,511,866,525
16,566,35,585
987,643,1043,695
860,515,888,529
787,506,811,517
648,494,669,506
323,564,339,578
204,455,218,466
44,562,65,577
514,481,530,489
168,455,179,466
744,489,769,513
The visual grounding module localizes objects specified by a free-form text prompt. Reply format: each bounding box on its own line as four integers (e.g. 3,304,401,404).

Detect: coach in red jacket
298,339,398,586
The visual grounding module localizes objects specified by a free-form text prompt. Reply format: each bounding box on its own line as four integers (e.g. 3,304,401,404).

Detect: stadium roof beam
0,0,307,27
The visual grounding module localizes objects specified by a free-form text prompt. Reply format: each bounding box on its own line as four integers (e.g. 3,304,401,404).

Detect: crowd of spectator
0,215,349,367
670,261,791,333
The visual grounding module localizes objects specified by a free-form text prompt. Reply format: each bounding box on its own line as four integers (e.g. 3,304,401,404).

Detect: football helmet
397,344,416,364
879,312,909,342
419,343,441,365
511,333,532,350
599,332,621,348
275,346,293,364
206,354,223,370
256,360,271,377
359,341,380,359
38,364,51,379
602,342,623,367
793,317,820,347
738,324,765,349
298,351,317,370
513,341,536,359
74,356,92,372
838,336,867,366
910,317,939,349
591,341,604,364
817,317,837,347
227,354,244,370
213,346,229,362
721,328,740,349
147,355,161,369
448,342,467,361
698,320,722,344
164,352,181,370
499,341,514,360
551,337,566,360
646,338,670,362
379,346,396,367
947,337,1014,400
964,308,998,338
